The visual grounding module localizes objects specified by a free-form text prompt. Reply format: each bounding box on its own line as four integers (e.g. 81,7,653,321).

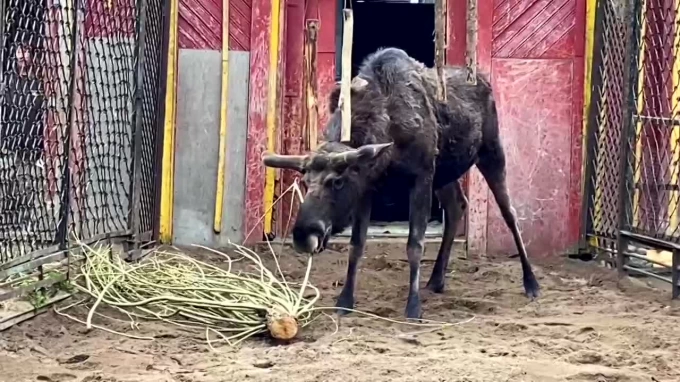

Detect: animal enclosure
0,0,168,327
1,244,679,381
581,0,680,298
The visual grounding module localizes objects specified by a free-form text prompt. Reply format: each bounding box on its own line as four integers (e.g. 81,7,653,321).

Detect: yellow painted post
263,0,283,235
584,0,597,247
633,0,647,229
213,0,230,233
159,0,179,243
668,0,680,236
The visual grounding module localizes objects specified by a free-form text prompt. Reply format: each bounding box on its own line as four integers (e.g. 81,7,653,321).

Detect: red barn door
484,0,586,257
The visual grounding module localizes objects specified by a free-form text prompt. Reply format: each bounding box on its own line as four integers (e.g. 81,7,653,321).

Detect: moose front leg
405,173,433,319
336,193,372,316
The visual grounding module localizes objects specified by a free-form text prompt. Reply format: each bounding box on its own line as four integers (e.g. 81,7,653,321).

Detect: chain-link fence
0,0,167,303
582,0,628,256
583,0,680,298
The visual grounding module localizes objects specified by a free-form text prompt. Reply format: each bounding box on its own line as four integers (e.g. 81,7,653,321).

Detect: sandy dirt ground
1,242,679,382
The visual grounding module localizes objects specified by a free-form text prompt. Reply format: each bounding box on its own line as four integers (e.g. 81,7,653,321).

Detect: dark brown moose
262,48,540,319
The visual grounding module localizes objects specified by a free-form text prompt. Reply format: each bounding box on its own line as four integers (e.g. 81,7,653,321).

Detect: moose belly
433,158,476,190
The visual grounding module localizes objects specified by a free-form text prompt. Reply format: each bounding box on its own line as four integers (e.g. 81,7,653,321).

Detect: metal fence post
580,0,606,252
616,0,642,277
128,0,149,249
56,0,81,249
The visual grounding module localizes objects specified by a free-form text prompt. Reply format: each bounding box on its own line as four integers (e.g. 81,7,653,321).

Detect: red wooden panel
316,53,336,130
178,0,251,50
243,0,272,242
568,0,586,246
84,0,135,38
487,59,573,257
492,0,575,59
279,0,305,235
446,0,466,65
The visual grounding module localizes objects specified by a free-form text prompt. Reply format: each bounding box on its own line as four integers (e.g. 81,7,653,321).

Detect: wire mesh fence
583,0,629,254
621,0,680,242
583,0,680,298
0,0,166,266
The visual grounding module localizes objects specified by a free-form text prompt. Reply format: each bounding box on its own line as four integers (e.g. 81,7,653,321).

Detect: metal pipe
214,0,230,233
615,0,642,277
623,264,673,284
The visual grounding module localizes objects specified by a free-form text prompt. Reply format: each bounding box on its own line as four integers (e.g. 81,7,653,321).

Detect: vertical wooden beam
159,0,179,243
304,20,320,151
339,9,353,142
465,0,492,257
434,0,447,100
465,0,477,85
263,0,284,235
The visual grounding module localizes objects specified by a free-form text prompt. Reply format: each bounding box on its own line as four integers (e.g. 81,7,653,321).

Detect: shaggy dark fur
263,47,539,319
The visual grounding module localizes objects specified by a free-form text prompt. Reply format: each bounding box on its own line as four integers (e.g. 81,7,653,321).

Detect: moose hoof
426,278,446,294
405,299,422,320
335,295,355,316
523,274,540,300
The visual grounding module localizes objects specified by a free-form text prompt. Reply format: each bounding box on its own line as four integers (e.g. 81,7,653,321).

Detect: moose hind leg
426,180,467,293
477,149,540,299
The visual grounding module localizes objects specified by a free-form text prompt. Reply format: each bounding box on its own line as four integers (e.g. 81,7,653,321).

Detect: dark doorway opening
351,0,435,76
340,0,443,237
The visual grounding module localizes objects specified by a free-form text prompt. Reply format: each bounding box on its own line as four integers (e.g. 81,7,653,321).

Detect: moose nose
293,221,326,254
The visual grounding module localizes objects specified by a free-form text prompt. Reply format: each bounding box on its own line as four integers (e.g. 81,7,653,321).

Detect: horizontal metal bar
624,251,675,271
0,251,69,281
623,264,675,284
619,230,680,252
634,114,680,126
0,293,71,332
0,272,67,302
0,244,65,271
1,229,132,272
585,233,617,242
633,183,680,191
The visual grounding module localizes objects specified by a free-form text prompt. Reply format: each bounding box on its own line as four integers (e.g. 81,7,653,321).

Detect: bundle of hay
68,242,318,345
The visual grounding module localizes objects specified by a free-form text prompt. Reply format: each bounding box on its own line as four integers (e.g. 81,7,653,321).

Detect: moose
262,48,540,319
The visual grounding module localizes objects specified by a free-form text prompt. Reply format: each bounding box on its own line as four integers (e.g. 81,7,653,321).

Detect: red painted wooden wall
484,0,586,257
243,0,587,255
178,0,251,50
270,0,471,239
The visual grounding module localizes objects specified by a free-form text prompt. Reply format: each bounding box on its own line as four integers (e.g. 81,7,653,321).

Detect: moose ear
328,142,393,166
328,77,369,114
356,142,393,161
329,86,341,114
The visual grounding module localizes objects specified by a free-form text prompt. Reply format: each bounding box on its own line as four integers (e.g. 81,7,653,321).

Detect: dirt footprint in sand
36,374,78,382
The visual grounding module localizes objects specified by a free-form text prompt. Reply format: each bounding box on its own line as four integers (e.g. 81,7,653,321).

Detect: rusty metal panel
178,0,251,50
493,0,576,59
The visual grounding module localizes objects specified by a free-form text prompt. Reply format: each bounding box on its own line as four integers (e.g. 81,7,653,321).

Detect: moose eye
331,177,345,190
